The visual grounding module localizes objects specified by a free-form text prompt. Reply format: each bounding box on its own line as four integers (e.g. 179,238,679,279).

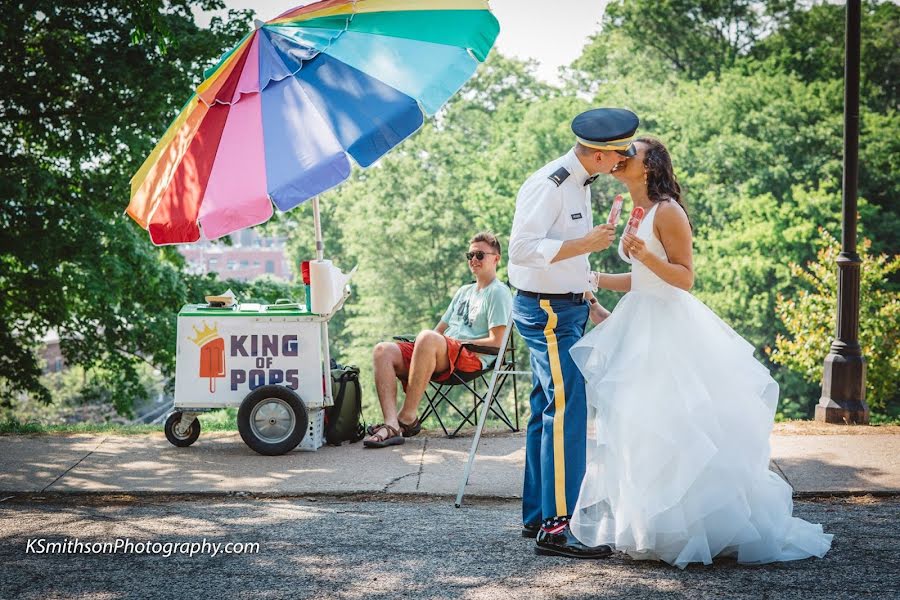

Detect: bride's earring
643,171,648,185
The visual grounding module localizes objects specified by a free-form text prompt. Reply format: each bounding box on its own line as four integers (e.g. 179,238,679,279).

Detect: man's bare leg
397,330,450,424
364,342,407,441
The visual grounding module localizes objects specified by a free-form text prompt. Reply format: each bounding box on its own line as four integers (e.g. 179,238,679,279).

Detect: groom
508,107,639,559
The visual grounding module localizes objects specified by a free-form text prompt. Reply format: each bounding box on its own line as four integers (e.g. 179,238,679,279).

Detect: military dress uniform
508,108,638,551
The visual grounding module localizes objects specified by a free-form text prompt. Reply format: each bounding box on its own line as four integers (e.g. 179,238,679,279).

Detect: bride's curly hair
638,136,691,228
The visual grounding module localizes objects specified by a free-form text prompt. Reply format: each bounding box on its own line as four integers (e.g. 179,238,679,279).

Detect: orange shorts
396,336,484,389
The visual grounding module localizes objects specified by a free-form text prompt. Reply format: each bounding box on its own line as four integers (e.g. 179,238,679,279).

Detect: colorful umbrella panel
127,0,499,245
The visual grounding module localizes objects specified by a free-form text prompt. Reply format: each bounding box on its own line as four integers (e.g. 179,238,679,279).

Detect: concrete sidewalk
2,423,898,498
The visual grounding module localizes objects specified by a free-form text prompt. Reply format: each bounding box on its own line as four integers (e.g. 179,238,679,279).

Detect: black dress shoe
522,523,540,538
535,526,613,559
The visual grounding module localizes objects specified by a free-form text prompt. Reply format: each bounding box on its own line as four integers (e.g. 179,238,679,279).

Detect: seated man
364,232,513,448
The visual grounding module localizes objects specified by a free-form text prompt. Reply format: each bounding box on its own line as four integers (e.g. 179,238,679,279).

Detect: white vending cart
166,294,346,456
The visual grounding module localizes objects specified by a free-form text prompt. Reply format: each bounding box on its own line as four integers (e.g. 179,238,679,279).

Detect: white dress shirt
508,148,594,294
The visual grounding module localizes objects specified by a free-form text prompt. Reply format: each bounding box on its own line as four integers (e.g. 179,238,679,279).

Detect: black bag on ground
325,363,365,445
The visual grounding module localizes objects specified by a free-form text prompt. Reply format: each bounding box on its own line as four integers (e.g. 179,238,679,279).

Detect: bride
570,137,833,569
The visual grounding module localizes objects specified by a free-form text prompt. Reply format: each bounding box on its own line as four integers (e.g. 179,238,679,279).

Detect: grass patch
0,419,159,435
0,409,239,435
193,407,239,431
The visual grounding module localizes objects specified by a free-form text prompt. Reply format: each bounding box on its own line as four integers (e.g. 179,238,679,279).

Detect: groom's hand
589,301,610,325
583,224,616,252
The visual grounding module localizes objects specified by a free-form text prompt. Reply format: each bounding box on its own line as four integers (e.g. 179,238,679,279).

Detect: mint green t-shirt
440,278,513,368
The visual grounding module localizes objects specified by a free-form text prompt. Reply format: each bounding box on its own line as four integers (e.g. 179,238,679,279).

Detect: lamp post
815,0,868,424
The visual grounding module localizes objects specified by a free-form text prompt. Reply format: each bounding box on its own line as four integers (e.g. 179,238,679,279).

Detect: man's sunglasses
466,251,498,261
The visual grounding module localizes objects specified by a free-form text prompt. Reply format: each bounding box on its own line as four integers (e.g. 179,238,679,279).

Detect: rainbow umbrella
127,0,499,246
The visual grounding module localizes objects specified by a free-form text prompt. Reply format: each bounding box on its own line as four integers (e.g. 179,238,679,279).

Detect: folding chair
395,313,523,437
454,319,530,507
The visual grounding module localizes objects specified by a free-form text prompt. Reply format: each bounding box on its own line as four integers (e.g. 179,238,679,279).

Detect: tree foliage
0,1,284,413
583,0,795,80
750,0,900,113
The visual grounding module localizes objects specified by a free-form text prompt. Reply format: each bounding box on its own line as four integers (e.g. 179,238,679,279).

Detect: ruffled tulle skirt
569,287,833,569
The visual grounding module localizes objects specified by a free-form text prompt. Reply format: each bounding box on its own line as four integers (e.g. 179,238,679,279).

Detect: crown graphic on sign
189,321,219,346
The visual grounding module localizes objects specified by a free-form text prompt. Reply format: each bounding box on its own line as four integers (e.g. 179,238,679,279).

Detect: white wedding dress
569,202,833,569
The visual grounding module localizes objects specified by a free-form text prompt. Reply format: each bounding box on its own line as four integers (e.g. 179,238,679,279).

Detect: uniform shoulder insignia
547,167,570,187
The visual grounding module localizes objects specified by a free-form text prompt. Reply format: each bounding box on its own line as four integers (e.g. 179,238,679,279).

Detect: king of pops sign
175,314,323,409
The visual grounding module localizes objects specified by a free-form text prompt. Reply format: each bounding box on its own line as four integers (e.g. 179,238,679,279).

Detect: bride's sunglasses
466,251,498,261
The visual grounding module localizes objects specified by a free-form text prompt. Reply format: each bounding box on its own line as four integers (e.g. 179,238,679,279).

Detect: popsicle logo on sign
188,321,225,393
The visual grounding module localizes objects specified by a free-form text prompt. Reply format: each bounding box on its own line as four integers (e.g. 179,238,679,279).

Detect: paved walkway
1,424,897,498
4,496,897,599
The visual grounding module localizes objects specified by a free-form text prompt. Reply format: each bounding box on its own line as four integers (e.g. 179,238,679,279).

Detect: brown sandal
398,417,422,438
363,424,405,448
366,417,422,438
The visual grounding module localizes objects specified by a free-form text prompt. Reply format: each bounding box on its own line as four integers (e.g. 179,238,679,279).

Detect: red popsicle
624,206,645,236
607,194,624,226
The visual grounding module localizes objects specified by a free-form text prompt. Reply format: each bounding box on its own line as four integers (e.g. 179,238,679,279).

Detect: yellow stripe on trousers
539,300,567,517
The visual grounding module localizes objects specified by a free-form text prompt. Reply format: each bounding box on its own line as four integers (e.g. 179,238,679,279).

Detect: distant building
179,230,294,282
41,330,65,374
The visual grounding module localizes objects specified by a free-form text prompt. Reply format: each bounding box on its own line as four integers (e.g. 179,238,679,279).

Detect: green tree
771,229,899,418
748,0,900,222
751,0,900,113
591,0,794,80
574,1,900,249
0,1,259,413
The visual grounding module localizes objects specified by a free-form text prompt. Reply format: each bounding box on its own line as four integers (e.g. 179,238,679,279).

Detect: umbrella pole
312,196,324,261
311,196,334,407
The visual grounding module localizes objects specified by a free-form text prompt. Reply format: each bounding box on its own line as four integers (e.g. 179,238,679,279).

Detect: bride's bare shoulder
655,200,691,233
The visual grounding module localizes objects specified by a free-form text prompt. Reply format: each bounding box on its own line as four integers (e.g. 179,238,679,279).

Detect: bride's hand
623,233,650,262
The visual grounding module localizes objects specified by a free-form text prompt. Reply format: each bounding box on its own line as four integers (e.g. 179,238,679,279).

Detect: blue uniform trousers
513,294,589,526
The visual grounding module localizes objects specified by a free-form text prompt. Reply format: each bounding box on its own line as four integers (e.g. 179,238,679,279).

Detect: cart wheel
165,412,201,447
237,385,308,456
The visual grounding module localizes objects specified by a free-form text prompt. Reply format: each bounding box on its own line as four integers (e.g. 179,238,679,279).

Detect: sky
197,1,611,84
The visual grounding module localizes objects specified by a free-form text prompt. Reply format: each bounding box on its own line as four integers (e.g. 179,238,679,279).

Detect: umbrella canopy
127,0,499,246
